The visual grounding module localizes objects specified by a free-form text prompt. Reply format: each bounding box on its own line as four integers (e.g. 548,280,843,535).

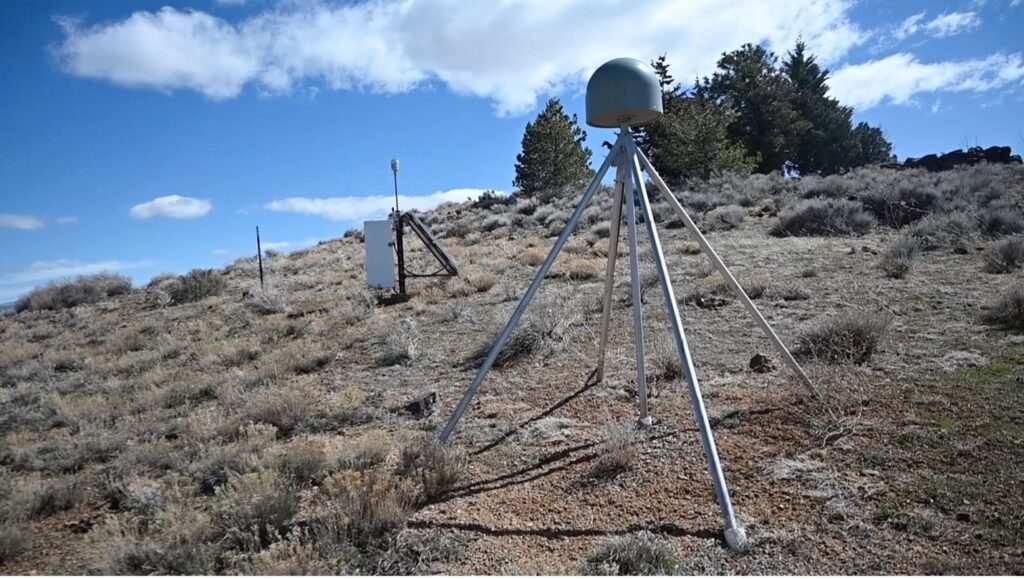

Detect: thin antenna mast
256,226,264,289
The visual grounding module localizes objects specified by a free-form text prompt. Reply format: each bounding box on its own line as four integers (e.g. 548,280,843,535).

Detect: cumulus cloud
2,259,152,284
0,213,44,230
130,195,213,219
830,52,1024,110
265,188,499,222
54,0,866,115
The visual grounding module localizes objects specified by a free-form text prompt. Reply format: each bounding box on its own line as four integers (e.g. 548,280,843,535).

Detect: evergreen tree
656,97,757,182
635,54,683,164
782,40,856,176
636,55,752,184
850,122,894,166
514,98,593,199
701,43,795,174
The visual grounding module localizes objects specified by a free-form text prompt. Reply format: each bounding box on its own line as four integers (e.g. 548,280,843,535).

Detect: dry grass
591,421,638,478
586,531,679,575
519,248,546,266
880,236,922,279
321,470,413,548
770,199,876,237
396,437,467,503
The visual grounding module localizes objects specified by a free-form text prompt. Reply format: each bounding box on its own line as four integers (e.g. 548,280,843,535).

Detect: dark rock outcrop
901,146,1022,172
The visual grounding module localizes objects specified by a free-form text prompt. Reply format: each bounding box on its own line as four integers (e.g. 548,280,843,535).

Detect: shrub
167,269,225,305
243,386,314,436
862,183,941,227
376,319,419,367
983,237,1024,274
481,214,511,232
795,311,892,364
980,207,1024,238
465,322,545,368
908,213,974,252
4,476,82,521
240,540,330,575
396,437,467,503
465,271,499,292
0,523,30,564
592,421,638,478
276,440,328,484
321,471,412,548
559,257,603,281
703,204,746,231
586,532,679,575
15,272,132,312
770,199,875,237
337,437,390,471
519,248,547,266
980,283,1024,331
98,496,220,574
216,470,299,548
880,236,922,279
800,174,852,199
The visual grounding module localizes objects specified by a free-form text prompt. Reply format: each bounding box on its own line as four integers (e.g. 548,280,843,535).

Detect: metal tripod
438,127,815,549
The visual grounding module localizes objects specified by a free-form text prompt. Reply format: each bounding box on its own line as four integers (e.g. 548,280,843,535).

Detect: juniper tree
782,40,856,176
513,98,593,200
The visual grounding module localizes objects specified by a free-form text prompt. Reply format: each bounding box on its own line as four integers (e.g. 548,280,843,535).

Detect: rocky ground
1,164,1022,574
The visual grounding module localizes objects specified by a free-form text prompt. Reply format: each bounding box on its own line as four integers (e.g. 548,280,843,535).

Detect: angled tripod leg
627,142,745,549
438,136,622,443
595,162,628,382
622,157,651,427
634,148,818,399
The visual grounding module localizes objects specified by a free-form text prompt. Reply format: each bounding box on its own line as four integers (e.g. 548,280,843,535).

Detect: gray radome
586,57,664,128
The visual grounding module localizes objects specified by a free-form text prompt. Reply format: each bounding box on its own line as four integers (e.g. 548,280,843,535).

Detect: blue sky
1,0,1022,302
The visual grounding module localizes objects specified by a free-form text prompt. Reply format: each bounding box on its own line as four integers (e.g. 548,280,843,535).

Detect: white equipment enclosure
364,219,396,290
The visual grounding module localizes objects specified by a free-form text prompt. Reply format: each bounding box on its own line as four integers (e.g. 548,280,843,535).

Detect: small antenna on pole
391,157,400,214
256,226,265,290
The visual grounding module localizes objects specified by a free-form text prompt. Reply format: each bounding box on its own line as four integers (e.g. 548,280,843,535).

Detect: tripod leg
627,143,745,550
595,163,627,382
623,161,652,427
438,137,623,443
634,148,818,399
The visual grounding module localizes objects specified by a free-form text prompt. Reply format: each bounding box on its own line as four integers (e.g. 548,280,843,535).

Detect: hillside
1,164,1023,574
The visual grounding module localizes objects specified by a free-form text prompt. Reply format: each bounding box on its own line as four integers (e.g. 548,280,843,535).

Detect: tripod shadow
408,520,721,542
471,367,600,457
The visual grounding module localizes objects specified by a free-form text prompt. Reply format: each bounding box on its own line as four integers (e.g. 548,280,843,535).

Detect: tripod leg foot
724,526,748,552
638,415,653,429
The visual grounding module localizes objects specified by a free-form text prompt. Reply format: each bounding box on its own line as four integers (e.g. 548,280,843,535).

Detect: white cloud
1,259,152,284
894,10,980,40
261,241,291,251
212,248,231,255
55,0,866,115
922,11,982,37
830,52,1024,110
215,0,248,5
130,195,213,219
265,188,499,222
55,216,79,224
0,213,44,230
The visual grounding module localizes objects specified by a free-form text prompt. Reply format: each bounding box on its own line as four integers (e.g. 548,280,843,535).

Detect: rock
749,353,775,373
956,512,971,523
400,391,437,419
901,146,1022,172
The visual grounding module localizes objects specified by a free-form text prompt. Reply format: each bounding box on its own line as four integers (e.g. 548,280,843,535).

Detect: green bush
15,273,132,312
168,269,225,304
